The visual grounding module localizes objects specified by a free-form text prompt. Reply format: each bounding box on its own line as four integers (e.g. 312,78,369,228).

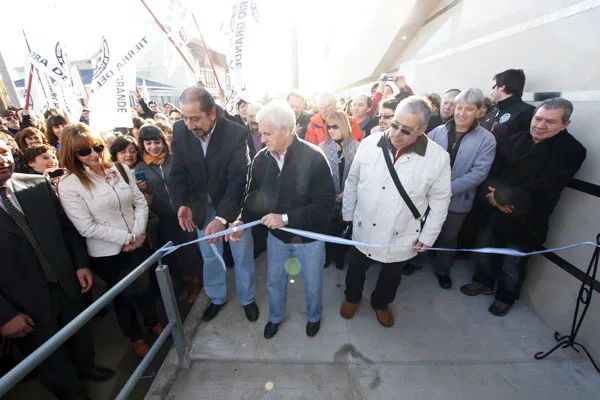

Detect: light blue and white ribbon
158,220,600,271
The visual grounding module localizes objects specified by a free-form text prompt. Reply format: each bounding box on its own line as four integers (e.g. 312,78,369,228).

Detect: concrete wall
392,0,600,359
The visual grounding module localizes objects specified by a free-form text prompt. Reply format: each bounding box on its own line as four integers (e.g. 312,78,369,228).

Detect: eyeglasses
380,114,394,120
492,84,497,90
76,144,104,157
390,120,414,135
327,124,340,130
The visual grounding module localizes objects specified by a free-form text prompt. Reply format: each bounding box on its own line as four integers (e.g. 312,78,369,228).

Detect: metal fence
0,241,186,400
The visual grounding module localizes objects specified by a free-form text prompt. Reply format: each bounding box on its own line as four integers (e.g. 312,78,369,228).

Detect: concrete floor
152,254,600,400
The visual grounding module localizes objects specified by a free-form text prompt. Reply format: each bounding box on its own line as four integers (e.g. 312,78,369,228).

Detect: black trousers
158,215,203,280
325,215,347,266
12,284,94,400
90,249,158,342
344,247,407,310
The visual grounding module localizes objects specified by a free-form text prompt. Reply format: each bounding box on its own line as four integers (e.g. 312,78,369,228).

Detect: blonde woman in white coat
57,124,163,358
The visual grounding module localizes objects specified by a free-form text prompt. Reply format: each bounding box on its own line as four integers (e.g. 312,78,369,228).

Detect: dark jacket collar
497,95,524,110
377,132,428,156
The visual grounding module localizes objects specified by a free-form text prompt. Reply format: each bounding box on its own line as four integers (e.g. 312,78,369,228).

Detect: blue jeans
267,233,325,323
473,221,532,304
196,206,256,306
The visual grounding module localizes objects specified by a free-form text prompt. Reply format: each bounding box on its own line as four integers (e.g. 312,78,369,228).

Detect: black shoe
460,282,494,296
244,301,259,322
79,365,115,382
489,300,512,317
323,261,331,269
202,302,226,321
264,322,280,339
435,273,452,289
306,321,320,337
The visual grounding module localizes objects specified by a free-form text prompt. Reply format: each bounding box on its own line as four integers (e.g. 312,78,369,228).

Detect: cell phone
48,168,64,178
135,171,148,181
383,76,397,82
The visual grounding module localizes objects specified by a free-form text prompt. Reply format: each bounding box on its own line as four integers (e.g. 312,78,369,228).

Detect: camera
47,168,65,179
382,76,398,82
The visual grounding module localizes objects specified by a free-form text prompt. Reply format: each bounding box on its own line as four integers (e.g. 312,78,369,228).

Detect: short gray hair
397,95,432,127
256,100,296,131
455,88,484,109
316,92,336,107
536,97,573,123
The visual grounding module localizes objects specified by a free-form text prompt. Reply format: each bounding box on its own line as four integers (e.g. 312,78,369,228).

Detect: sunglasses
5,115,18,121
390,121,414,136
380,114,394,120
327,124,340,130
76,144,104,157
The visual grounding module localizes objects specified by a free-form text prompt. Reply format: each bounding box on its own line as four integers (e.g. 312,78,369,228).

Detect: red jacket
305,113,363,146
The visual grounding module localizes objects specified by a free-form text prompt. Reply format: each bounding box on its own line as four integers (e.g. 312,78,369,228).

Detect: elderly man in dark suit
0,140,113,400
170,87,258,323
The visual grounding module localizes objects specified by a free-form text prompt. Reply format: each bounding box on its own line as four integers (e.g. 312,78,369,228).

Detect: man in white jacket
340,96,452,327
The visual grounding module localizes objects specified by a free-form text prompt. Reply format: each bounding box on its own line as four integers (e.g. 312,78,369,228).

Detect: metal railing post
155,259,187,364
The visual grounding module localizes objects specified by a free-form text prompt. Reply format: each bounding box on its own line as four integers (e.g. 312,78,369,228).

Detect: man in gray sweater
425,88,496,289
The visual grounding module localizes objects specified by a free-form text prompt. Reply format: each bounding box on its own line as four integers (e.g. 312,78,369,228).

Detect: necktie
0,187,58,282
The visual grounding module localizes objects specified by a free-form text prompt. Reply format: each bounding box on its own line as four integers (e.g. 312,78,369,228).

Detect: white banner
88,26,164,96
22,30,82,122
226,0,264,105
70,65,88,101
89,35,135,132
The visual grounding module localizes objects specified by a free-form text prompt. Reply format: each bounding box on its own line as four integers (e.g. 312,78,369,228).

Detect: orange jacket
305,113,363,146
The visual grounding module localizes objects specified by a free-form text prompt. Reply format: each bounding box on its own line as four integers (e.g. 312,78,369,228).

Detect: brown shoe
148,323,165,335
375,308,394,327
340,300,358,319
187,278,202,305
132,340,150,358
177,276,192,302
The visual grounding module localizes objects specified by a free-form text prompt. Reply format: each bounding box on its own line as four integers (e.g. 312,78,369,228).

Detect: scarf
143,152,167,166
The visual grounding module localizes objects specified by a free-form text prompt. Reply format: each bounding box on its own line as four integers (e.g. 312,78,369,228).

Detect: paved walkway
151,255,600,400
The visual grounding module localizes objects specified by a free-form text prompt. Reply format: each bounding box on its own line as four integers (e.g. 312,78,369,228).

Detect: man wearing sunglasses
1,110,20,136
340,96,451,327
369,98,399,136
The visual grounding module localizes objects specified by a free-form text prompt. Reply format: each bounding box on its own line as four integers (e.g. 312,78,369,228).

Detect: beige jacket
57,164,148,257
342,132,451,263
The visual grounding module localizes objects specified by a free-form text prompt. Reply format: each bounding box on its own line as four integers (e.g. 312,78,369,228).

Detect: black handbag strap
381,141,422,221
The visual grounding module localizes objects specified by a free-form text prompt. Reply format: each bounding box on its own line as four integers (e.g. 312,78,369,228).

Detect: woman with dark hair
135,125,204,303
110,135,146,194
18,127,48,150
477,96,494,122
320,110,359,269
45,115,69,149
57,123,162,358
109,135,141,169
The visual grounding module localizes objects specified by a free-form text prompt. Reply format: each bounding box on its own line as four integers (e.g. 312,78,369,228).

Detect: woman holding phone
57,123,162,358
135,125,204,303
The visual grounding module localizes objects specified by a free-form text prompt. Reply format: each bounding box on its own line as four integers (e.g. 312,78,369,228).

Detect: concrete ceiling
325,0,442,91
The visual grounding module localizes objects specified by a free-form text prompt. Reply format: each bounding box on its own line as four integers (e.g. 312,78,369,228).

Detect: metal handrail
0,241,187,399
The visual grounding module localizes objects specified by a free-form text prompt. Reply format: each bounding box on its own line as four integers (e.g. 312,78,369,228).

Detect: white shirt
270,150,287,171
0,179,24,214
195,120,217,156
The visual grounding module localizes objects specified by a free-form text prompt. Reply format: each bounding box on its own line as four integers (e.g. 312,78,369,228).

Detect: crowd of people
0,67,587,399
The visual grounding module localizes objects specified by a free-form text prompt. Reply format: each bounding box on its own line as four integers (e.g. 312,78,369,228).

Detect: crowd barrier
1,221,599,398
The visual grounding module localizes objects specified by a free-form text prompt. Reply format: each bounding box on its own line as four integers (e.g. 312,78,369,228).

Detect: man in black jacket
460,98,586,316
286,92,311,139
170,87,258,323
0,140,114,400
458,69,535,251
227,101,335,339
482,69,535,147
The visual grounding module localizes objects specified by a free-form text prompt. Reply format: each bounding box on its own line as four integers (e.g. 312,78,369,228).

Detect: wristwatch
214,216,227,225
282,214,289,226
